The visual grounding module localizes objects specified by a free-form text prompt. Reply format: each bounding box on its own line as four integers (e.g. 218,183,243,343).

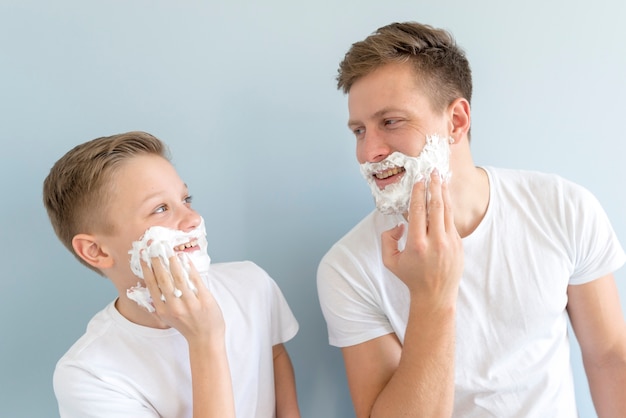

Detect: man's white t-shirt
55,261,299,418
317,167,625,417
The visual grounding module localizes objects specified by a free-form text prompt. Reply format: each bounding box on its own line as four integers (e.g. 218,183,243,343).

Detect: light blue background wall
1,1,625,417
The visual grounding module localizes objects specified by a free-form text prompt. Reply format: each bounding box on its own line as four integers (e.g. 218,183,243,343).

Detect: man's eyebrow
348,107,405,127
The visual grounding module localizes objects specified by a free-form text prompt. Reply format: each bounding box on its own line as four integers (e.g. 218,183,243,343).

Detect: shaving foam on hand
126,217,211,312
360,134,452,215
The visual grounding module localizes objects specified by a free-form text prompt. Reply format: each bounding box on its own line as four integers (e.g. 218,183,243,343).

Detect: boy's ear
71,234,114,270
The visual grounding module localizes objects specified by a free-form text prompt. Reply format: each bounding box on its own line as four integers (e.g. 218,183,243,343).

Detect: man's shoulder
319,209,400,274
328,210,399,249
485,166,565,183
488,166,589,194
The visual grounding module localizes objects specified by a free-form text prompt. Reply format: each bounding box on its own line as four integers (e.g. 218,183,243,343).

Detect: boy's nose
178,206,201,232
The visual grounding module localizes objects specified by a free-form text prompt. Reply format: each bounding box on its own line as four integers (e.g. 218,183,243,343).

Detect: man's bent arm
568,274,626,417
343,302,456,418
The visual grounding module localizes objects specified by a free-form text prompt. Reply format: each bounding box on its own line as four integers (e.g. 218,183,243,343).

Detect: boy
44,131,300,417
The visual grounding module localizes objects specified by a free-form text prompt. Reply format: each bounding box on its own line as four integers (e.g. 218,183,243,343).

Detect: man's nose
358,128,391,163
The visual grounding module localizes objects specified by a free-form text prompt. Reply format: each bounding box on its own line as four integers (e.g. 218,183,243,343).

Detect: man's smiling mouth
374,166,406,180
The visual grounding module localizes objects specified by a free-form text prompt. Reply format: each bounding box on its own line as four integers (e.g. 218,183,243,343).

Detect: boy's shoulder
208,260,276,290
209,260,266,276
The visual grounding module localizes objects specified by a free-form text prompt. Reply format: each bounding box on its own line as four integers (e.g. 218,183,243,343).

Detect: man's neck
450,166,490,238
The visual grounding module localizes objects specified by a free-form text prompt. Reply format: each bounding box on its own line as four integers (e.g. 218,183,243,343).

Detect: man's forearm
586,349,626,417
371,302,456,418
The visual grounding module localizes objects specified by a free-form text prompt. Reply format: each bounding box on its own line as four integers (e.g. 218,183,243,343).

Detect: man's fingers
406,179,427,239
426,170,445,235
441,179,456,234
381,223,405,269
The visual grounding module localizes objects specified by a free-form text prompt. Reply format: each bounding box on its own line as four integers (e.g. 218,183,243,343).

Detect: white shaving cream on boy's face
126,217,211,312
359,134,452,215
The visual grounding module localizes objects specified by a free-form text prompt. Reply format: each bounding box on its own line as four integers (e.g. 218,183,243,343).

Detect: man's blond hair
337,21,472,112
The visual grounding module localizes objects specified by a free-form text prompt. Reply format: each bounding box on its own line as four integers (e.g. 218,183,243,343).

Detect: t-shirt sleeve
263,272,299,346
566,183,626,285
317,244,395,348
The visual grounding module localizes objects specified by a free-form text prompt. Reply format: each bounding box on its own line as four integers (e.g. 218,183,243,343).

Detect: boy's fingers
140,260,165,303
150,256,175,296
167,255,187,290
182,256,207,295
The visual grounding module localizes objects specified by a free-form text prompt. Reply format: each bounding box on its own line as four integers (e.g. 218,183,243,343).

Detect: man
317,22,626,417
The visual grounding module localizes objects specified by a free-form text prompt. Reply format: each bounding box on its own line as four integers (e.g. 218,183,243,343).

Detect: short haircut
337,21,472,112
43,131,169,274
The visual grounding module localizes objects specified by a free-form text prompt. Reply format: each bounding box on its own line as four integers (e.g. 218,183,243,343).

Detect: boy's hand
381,170,464,309
142,255,225,344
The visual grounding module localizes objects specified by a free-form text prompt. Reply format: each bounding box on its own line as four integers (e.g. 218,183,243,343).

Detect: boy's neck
115,296,170,329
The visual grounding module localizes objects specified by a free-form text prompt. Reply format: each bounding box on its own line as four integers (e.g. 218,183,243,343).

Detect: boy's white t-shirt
54,260,299,418
317,167,625,417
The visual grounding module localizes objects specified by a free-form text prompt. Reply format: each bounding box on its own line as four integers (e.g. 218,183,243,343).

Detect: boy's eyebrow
139,183,190,205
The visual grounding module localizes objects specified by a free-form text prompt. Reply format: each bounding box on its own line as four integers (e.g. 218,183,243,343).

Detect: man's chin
373,194,410,215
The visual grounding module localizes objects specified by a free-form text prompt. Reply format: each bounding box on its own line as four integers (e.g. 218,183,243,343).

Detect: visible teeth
174,240,197,252
375,167,405,179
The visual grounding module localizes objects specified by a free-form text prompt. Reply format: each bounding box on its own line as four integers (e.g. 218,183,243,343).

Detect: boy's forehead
104,155,185,212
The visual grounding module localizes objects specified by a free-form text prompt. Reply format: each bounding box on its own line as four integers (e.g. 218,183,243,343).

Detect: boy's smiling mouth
174,240,199,252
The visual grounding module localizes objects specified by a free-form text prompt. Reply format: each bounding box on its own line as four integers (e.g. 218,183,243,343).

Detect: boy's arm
187,338,234,418
144,255,236,418
567,274,626,417
273,343,301,418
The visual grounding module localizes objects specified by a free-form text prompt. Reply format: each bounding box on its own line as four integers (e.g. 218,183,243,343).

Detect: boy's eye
352,127,365,137
153,205,167,214
184,195,193,205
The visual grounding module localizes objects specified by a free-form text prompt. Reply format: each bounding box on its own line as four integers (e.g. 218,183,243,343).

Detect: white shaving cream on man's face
126,217,211,312
360,134,452,215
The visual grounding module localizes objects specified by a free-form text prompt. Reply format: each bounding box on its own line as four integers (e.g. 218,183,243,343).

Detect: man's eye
353,127,364,136
384,119,397,126
154,205,167,214
184,195,193,205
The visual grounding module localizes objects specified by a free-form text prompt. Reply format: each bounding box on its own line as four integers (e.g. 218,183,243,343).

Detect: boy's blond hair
43,131,169,274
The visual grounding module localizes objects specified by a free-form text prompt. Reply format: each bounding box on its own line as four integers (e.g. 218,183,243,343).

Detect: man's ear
448,97,471,142
72,234,114,270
